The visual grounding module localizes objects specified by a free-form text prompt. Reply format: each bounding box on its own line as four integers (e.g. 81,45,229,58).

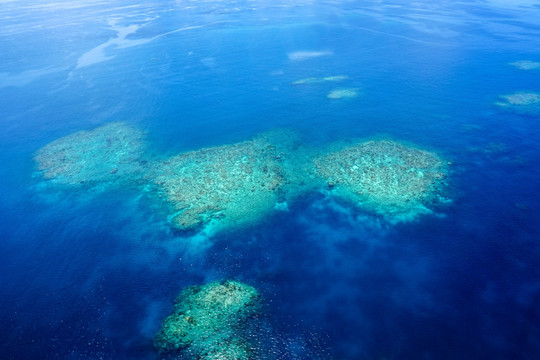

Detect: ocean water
1,0,539,359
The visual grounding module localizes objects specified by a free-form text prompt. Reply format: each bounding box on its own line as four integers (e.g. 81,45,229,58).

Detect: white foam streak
75,20,141,69
75,19,209,69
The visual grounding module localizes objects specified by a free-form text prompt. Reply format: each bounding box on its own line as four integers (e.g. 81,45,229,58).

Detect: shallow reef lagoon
1,0,540,359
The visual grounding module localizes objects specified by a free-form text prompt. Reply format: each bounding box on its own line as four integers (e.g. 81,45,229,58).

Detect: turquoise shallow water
1,0,539,359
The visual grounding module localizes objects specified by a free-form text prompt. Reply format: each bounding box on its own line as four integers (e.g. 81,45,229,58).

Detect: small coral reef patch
327,88,360,99
292,75,349,85
495,92,540,115
154,280,261,360
34,122,146,187
147,133,294,232
313,139,449,222
509,60,540,70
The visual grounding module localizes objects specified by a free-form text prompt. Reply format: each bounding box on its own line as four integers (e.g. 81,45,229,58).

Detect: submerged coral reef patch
154,280,261,359
34,122,146,187
327,88,360,99
509,60,540,70
292,75,349,85
313,139,448,222
147,133,294,232
495,92,540,114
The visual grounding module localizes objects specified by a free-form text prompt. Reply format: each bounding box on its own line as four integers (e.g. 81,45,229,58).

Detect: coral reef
509,60,540,70
313,139,448,222
154,280,261,359
292,75,349,85
34,122,452,229
147,132,295,231
34,122,146,186
327,88,360,99
287,50,333,61
495,92,540,114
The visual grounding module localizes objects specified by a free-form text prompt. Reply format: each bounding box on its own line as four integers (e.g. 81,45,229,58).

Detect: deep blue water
1,0,540,359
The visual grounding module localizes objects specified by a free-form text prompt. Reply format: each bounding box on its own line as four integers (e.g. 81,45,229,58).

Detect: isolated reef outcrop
154,280,261,359
313,139,448,222
34,122,146,187
147,131,299,232
327,88,360,99
495,92,540,115
509,60,540,70
292,75,349,85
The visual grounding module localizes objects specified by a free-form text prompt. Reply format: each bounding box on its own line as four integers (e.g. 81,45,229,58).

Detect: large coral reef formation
313,139,449,222
154,280,261,360
34,122,146,187
35,122,451,229
147,133,293,232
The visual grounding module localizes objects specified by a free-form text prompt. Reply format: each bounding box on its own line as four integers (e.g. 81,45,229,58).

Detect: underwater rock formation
148,132,295,232
154,280,261,359
34,122,146,187
495,92,540,114
327,88,359,99
313,139,448,222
